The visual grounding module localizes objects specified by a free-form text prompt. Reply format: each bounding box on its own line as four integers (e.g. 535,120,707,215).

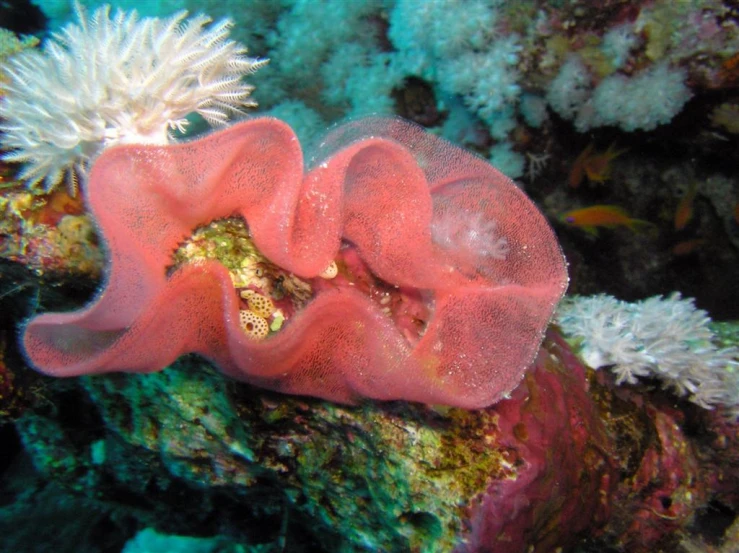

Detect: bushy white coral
601,23,640,69
320,44,404,118
0,3,266,194
441,35,522,132
546,54,591,121
556,293,739,412
547,55,692,133
270,0,380,84
389,0,522,140
389,0,500,61
589,63,692,132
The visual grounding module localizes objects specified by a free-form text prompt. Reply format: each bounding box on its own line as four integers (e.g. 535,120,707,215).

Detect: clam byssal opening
21,117,567,408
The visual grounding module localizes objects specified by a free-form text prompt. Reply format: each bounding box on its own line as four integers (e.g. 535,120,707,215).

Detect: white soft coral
0,3,267,194
557,293,739,412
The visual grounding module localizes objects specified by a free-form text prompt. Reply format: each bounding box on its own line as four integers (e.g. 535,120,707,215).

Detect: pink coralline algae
456,330,615,553
21,117,567,408
611,405,705,550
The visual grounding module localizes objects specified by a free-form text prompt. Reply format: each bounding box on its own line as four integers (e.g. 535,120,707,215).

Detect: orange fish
559,205,651,235
569,143,627,188
674,181,698,231
672,239,706,256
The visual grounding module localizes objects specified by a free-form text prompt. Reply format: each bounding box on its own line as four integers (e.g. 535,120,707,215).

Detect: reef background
1,1,738,552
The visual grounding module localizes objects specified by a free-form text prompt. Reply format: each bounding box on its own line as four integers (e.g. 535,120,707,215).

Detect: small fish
559,205,651,235
568,143,627,188
674,181,698,231
672,239,706,256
